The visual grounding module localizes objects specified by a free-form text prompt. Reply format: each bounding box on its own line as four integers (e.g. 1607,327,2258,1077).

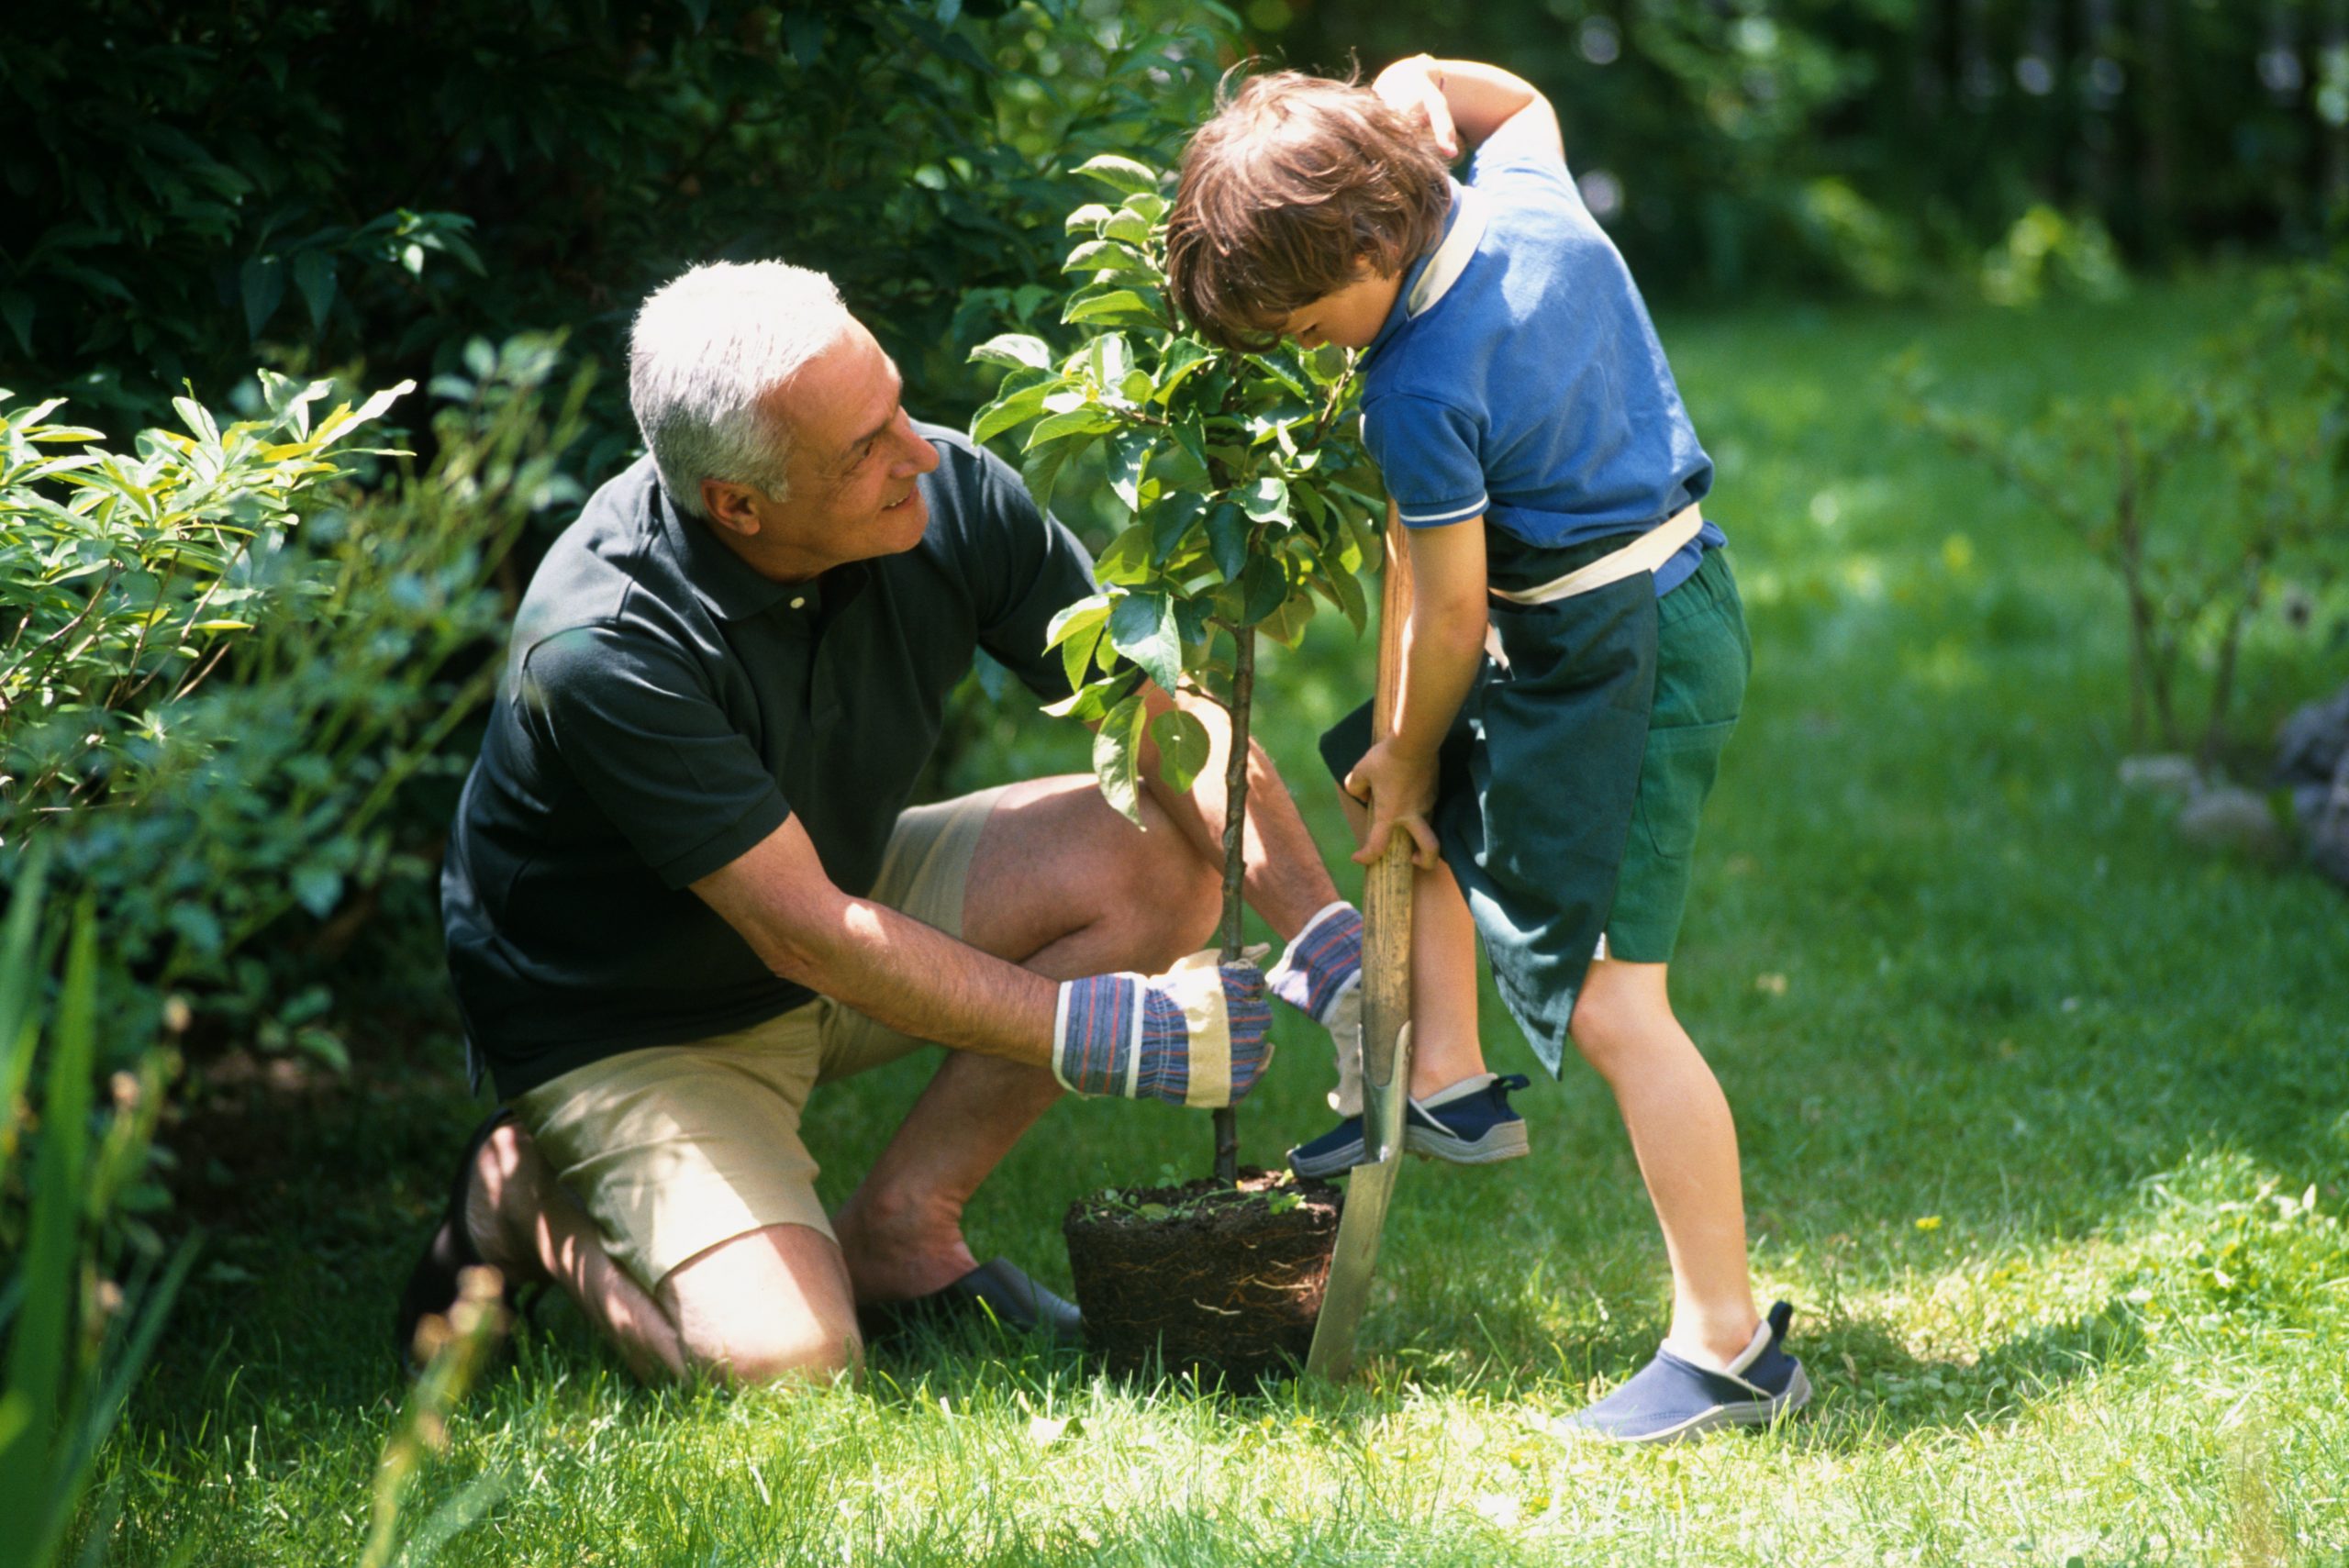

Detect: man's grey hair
629,261,854,520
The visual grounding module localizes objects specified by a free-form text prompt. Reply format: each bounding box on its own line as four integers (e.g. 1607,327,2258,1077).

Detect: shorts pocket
1633,717,1736,862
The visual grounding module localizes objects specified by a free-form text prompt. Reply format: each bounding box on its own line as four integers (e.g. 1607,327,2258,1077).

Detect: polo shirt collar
1368,177,1476,357
655,483,822,622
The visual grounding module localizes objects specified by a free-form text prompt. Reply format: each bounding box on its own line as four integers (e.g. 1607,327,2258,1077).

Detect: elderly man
396,261,1361,1385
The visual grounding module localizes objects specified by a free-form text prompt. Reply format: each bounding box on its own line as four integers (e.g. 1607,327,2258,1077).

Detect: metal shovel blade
1304,1019,1411,1380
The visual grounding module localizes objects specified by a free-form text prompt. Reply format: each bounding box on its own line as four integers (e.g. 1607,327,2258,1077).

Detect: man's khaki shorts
510,785,1008,1295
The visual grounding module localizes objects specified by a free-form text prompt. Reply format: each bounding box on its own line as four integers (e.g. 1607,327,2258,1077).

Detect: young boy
1169,58,1809,1441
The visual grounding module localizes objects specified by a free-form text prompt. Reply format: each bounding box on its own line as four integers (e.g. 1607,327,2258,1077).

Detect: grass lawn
95,274,2349,1566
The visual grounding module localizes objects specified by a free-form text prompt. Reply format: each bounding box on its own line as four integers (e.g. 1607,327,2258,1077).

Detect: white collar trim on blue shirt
1404,184,1489,318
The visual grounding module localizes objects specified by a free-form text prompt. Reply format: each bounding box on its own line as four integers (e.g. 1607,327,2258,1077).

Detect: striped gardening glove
1052,951,1274,1107
1266,901,1365,1117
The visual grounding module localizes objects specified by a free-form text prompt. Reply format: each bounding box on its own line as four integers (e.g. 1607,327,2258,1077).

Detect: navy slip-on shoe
1564,1301,1811,1444
1287,1073,1531,1179
859,1257,1083,1344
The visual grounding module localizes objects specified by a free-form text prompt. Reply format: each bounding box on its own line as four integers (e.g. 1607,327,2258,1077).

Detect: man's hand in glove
1052,951,1273,1107
1267,901,1365,1116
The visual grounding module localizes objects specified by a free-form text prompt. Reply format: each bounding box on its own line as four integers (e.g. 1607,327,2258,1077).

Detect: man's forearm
695,828,1061,1065
1139,683,1341,944
786,895,1061,1065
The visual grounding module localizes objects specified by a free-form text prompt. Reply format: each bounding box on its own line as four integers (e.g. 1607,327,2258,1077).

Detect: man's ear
700,478,763,539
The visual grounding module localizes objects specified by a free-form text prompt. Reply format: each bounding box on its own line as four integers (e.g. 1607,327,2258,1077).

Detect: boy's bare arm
1373,56,1564,164
1345,517,1489,866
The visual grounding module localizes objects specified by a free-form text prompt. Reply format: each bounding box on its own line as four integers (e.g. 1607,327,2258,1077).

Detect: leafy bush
1903,258,2348,762
0,0,1241,471
2,344,589,1070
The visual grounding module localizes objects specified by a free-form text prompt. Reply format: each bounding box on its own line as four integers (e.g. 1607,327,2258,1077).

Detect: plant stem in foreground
1212,625,1255,1186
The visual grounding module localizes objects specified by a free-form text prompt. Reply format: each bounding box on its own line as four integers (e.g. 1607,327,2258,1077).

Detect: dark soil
1063,1167,1342,1385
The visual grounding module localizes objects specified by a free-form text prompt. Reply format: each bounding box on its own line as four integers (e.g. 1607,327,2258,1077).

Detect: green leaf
971,333,1053,371
1149,490,1206,563
240,255,286,339
1206,501,1252,582
292,251,337,333
1089,332,1132,390
1103,209,1154,247
1243,476,1292,525
1153,340,1214,405
1064,289,1163,328
1093,523,1152,585
1021,434,1084,513
1063,203,1116,234
1151,707,1212,793
1108,589,1183,692
1063,239,1151,276
1025,407,1118,448
1260,590,1317,648
1074,154,1161,195
1108,429,1152,510
1092,692,1149,824
1042,674,1121,723
0,290,34,356
971,381,1052,445
1045,595,1111,691
1241,555,1288,624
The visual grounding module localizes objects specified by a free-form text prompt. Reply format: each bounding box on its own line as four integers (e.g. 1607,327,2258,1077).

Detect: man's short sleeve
1363,395,1488,528
518,626,790,888
967,450,1100,700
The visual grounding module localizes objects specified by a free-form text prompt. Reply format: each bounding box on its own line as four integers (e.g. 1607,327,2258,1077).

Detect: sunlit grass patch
94,276,2349,1567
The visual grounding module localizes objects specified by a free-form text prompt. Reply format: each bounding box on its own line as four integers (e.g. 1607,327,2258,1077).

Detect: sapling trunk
1211,624,1256,1186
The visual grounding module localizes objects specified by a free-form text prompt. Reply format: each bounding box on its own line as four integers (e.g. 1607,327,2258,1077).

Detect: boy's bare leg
1568,957,1761,1365
1339,788,1485,1097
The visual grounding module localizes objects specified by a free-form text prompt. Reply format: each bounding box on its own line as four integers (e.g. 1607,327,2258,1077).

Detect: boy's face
1273,264,1404,351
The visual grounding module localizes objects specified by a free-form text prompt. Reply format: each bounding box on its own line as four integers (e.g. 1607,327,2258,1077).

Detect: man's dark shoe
394,1108,518,1376
859,1257,1083,1343
1563,1301,1812,1444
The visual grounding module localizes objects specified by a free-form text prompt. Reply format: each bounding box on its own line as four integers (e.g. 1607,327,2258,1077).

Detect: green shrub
2,342,589,1070
0,1,1240,473
0,858,194,1568
1903,259,2348,762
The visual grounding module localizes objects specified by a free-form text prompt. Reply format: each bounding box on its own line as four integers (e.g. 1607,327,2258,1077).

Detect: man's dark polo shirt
441,425,1096,1100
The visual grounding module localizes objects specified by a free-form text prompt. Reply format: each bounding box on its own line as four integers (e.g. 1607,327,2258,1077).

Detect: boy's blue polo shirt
1360,123,1724,595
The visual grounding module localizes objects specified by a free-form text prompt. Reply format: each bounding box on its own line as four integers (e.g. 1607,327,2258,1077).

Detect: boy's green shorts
1605,546,1751,962
1321,545,1751,965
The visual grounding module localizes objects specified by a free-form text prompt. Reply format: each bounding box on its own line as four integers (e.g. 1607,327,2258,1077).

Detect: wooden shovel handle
1360,505,1415,1101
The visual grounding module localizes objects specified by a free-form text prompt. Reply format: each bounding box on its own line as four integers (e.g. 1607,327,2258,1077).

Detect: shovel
1306,506,1416,1381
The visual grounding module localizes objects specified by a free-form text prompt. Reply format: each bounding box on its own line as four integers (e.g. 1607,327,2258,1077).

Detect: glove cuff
1267,901,1364,1026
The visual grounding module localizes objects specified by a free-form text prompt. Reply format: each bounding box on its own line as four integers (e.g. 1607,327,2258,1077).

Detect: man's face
1273,265,1403,351
716,320,941,581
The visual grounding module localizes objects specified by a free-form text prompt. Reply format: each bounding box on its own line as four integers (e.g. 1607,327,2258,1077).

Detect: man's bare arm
1134,680,1343,945
692,814,1057,1064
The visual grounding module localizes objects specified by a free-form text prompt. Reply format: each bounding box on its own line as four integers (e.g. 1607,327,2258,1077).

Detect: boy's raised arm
1372,55,1564,166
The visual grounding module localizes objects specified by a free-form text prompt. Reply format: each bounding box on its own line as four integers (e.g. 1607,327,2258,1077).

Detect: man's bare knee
658,1222,862,1387
681,1322,863,1387
1119,792,1221,958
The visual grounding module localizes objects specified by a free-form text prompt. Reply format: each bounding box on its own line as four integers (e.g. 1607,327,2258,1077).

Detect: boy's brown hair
1166,71,1452,353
